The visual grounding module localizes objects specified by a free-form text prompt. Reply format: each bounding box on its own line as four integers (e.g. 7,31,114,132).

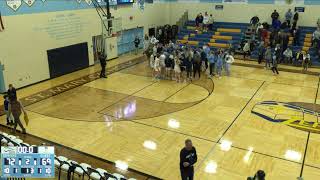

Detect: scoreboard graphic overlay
1,146,55,178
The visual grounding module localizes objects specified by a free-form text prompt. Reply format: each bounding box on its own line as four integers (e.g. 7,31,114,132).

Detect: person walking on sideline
180,139,197,180
98,52,107,78
225,53,235,76
8,98,27,134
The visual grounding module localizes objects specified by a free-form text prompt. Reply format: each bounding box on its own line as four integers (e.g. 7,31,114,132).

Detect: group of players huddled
144,37,235,83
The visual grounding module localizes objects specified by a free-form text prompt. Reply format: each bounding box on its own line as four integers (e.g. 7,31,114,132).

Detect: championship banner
223,0,247,3
85,0,92,5
6,0,22,11
23,0,35,6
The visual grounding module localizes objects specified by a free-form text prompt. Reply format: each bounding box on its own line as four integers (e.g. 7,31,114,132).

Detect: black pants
209,63,215,75
186,67,192,78
271,67,279,74
180,168,194,180
287,20,291,27
13,115,26,133
258,54,263,64
202,59,208,70
193,64,201,78
100,63,106,77
243,51,250,59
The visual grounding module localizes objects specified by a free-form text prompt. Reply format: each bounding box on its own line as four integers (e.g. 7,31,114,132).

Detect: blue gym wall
0,0,117,16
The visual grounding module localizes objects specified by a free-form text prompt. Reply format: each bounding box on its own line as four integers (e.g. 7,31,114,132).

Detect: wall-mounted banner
295,7,305,12
6,0,22,11
223,0,247,3
23,0,35,6
215,5,224,10
85,0,92,5
275,0,304,4
77,0,82,4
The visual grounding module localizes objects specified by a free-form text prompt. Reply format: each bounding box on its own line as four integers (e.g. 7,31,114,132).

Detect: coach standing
98,52,107,78
180,139,197,180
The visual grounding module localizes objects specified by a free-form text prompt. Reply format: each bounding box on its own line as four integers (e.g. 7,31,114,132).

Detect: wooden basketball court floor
2,55,320,180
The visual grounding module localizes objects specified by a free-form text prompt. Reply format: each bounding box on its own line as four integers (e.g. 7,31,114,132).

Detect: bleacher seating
249,26,320,66
177,21,248,50
177,20,320,66
0,131,136,180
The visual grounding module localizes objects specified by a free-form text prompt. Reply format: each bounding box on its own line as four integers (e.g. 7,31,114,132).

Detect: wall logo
251,101,320,134
85,0,92,5
23,0,35,6
6,0,22,11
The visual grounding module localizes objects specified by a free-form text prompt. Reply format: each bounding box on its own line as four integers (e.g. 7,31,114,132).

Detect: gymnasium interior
1,0,320,179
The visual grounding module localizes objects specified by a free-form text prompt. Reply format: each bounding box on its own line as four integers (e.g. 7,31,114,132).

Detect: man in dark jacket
98,52,107,78
7,84,17,101
180,139,197,180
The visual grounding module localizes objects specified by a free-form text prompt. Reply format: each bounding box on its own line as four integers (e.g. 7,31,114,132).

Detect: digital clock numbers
1,146,55,178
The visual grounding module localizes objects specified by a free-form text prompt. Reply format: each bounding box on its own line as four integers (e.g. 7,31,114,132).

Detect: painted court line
195,81,266,170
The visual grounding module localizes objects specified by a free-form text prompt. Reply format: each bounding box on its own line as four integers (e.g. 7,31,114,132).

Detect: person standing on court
225,52,234,76
98,52,107,78
180,139,197,180
8,97,27,134
134,36,141,55
7,84,17,100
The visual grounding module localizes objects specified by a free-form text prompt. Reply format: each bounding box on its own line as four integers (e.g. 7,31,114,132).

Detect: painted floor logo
251,101,320,133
